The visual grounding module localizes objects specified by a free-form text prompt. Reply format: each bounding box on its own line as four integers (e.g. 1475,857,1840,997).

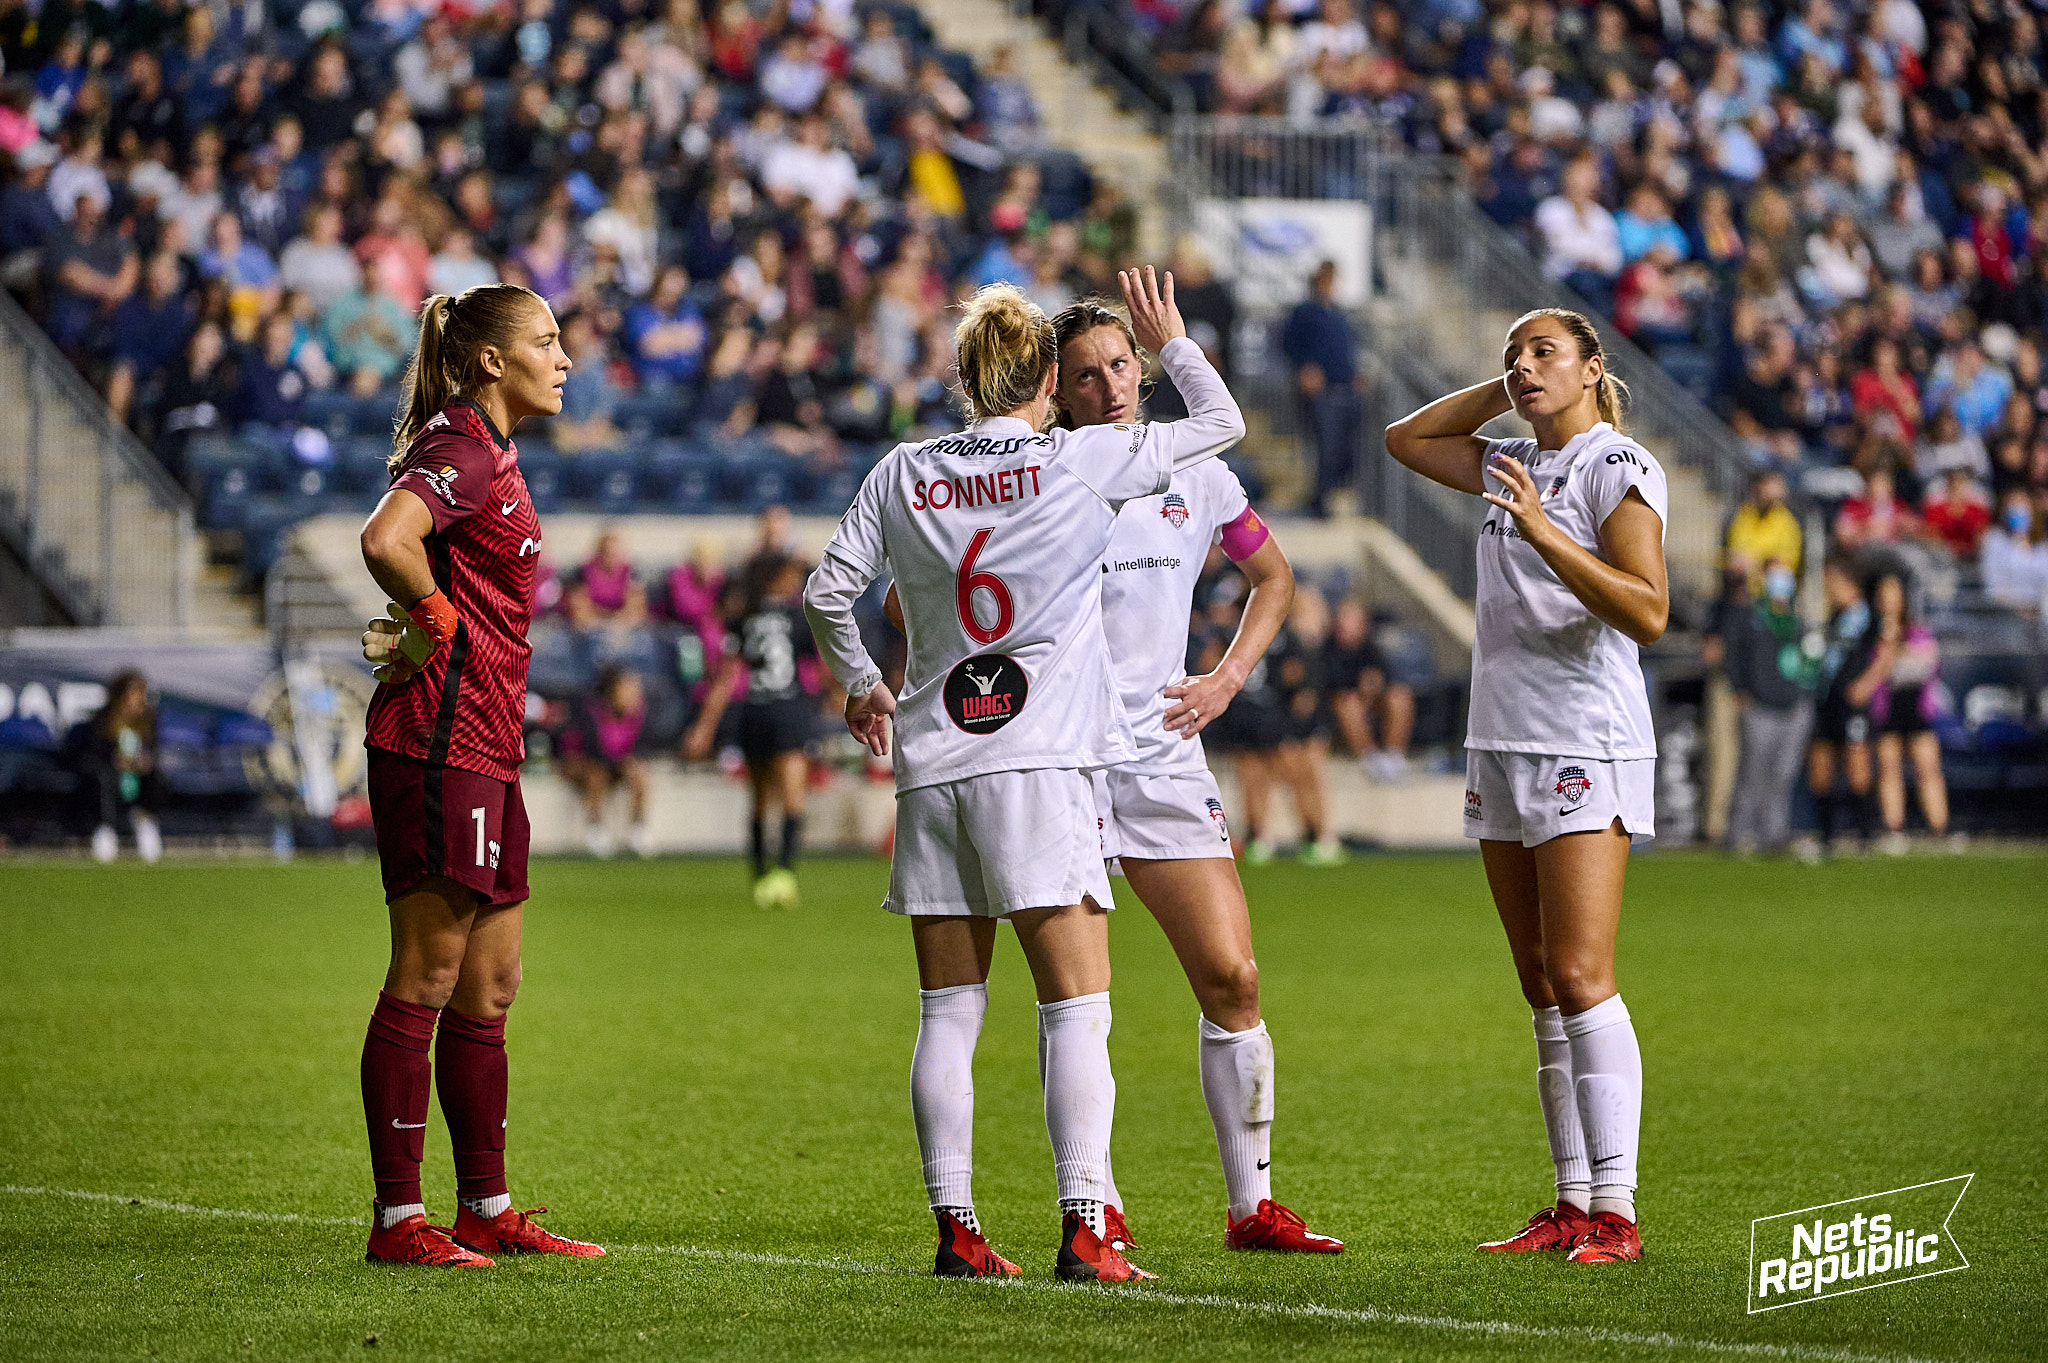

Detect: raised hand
1120,265,1186,356
1481,451,1556,546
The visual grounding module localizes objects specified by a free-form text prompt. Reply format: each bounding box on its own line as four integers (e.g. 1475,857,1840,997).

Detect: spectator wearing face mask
1723,469,1802,594
1722,558,1818,854
1981,490,2048,614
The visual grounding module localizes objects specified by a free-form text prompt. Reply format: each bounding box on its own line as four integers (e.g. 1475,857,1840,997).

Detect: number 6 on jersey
955,527,1014,644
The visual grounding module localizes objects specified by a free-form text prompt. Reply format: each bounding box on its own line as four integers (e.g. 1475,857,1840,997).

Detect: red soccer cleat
933,1210,1022,1278
1478,1204,1593,1253
1055,1211,1157,1283
1101,1204,1136,1252
1224,1199,1344,1253
1566,1211,1644,1263
366,1211,495,1267
452,1204,606,1258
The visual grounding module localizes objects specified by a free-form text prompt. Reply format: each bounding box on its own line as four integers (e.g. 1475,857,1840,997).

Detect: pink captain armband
1218,505,1271,562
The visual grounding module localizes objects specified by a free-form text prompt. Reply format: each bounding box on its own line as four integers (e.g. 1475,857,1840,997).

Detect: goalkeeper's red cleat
1478,1204,1593,1253
366,1211,495,1267
1055,1211,1156,1283
1224,1199,1344,1253
452,1204,605,1257
1101,1204,1136,1252
1566,1211,1643,1264
933,1210,1021,1278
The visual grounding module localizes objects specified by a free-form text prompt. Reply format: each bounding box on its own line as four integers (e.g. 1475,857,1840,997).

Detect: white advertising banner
1194,198,1373,309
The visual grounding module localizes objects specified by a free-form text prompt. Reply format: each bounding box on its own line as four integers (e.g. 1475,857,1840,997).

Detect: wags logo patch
1205,796,1229,840
1161,492,1191,528
943,654,1028,734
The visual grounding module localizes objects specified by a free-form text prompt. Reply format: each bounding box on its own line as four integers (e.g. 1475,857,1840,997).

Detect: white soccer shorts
1463,751,1656,848
886,768,1117,917
1092,766,1235,871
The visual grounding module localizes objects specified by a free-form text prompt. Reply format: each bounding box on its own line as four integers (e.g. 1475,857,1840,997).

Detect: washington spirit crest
1543,474,1569,501
1160,492,1191,528
1554,765,1593,804
1204,796,1229,840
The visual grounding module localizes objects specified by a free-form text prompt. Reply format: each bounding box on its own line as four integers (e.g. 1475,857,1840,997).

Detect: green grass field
1,850,2043,1362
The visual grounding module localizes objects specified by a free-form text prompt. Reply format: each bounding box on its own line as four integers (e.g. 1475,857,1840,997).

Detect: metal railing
0,288,193,626
1012,0,1193,123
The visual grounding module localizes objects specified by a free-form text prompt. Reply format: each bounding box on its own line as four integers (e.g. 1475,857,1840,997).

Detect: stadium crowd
0,0,1147,502
1103,0,2048,540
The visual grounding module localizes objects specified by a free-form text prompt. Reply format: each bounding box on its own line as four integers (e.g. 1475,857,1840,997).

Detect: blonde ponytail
390,283,545,468
1511,307,1628,435
1596,371,1630,432
954,283,1058,422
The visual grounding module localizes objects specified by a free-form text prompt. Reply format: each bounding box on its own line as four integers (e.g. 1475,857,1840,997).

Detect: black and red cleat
366,1211,495,1267
933,1210,1022,1278
1055,1211,1157,1283
1478,1204,1593,1253
1224,1199,1344,1253
452,1204,606,1257
1566,1211,1644,1263
1101,1204,1136,1253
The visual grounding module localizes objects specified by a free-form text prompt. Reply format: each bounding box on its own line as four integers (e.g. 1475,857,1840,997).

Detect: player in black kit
687,552,822,907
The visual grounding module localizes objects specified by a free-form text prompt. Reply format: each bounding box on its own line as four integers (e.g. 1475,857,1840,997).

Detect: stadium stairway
904,0,1170,257
0,295,257,634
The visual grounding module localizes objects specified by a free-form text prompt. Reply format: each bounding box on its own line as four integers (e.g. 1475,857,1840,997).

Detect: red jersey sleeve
391,430,493,534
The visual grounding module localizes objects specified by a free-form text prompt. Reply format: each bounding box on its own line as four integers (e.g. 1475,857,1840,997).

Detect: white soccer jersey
805,336,1245,792
1467,421,1668,760
1099,459,1251,776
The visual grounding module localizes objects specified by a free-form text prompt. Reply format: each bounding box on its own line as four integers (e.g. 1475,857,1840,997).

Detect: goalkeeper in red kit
354,284,602,1266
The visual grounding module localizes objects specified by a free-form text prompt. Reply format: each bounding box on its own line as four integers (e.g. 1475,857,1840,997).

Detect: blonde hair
1049,295,1147,429
391,284,545,467
1511,307,1630,433
953,283,1058,422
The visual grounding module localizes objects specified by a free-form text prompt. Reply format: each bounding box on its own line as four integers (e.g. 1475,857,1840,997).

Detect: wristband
408,589,459,649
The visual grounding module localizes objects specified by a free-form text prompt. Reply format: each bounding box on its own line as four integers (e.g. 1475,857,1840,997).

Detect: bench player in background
1386,308,1667,1266
355,285,604,1266
685,550,823,909
804,269,1243,1282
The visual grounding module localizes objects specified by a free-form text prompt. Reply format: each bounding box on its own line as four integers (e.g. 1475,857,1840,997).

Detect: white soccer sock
1562,994,1641,1222
1039,992,1115,1224
1198,1015,1274,1223
461,1193,511,1219
1533,1006,1591,1213
912,983,986,1216
377,1201,426,1229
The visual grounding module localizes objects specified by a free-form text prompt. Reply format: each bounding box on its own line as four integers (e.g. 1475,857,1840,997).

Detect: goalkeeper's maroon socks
436,1006,510,1203
362,991,437,1213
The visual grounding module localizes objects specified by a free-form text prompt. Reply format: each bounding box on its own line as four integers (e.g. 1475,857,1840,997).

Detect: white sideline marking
5,1186,1966,1363
4,1185,364,1226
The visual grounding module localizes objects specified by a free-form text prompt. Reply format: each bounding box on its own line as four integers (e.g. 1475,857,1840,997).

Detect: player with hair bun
1386,307,1668,1266
803,269,1244,1282
355,285,604,1266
